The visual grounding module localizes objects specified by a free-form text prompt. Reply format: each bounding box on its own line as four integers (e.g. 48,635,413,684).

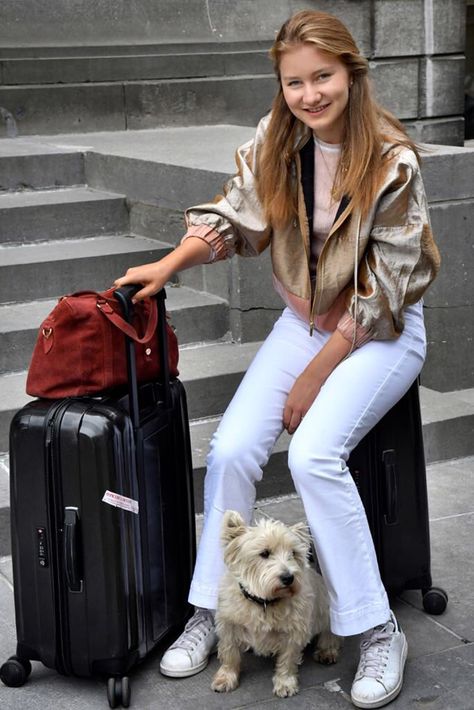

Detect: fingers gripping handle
113,283,141,308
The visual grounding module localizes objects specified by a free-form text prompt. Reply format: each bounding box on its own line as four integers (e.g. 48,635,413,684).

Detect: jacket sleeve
183,116,272,261
340,148,441,343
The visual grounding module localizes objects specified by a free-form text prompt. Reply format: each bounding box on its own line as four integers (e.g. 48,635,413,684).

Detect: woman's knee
288,434,345,487
202,431,266,514
206,428,266,482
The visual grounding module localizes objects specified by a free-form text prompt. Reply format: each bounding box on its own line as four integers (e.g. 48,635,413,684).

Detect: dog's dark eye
260,549,271,559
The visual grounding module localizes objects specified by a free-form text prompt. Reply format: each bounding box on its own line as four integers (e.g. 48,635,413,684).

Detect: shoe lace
169,610,214,652
357,625,393,680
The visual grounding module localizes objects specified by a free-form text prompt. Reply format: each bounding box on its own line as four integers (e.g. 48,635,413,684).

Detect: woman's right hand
114,236,213,302
114,260,172,302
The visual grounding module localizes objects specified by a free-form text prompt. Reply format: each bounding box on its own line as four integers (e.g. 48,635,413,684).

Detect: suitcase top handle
114,287,171,428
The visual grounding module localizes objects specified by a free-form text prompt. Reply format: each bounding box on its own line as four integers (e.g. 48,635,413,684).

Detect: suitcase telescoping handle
113,286,171,429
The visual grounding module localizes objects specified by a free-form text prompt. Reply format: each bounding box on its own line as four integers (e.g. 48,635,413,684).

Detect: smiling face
280,43,351,144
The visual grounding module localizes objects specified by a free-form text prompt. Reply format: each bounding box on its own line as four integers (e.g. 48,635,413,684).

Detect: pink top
311,137,341,268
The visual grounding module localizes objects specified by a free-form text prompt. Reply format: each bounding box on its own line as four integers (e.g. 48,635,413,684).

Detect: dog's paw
211,667,239,693
313,647,340,665
272,674,299,697
313,631,342,665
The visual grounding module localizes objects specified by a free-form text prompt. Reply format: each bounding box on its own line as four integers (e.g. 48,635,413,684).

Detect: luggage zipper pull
45,417,55,447
45,401,68,447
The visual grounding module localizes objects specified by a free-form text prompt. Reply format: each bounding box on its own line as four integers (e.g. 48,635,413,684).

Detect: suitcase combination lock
36,527,48,568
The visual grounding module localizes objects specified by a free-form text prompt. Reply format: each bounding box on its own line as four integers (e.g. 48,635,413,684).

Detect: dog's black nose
280,572,294,587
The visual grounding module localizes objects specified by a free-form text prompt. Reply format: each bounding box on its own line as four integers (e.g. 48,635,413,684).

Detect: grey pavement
0,456,473,709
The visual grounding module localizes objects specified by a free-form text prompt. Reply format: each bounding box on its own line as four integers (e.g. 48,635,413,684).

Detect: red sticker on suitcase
102,490,139,514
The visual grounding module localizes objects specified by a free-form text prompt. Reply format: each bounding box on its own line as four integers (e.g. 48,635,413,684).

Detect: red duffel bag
26,288,179,398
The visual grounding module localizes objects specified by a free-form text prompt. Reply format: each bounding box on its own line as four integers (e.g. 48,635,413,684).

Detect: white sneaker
351,611,408,709
159,608,217,678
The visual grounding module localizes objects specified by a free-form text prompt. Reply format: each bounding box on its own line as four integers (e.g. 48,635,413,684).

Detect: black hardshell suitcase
348,380,447,614
1,288,196,707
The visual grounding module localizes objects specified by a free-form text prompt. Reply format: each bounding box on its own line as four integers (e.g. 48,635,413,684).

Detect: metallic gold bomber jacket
185,114,441,344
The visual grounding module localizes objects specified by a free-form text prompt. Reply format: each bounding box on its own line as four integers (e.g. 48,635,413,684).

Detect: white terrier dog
211,510,342,698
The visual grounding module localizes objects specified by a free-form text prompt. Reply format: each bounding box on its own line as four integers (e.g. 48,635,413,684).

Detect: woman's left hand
283,329,353,434
283,370,324,434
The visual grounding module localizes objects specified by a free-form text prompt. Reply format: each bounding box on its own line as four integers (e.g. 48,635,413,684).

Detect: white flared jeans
189,302,427,636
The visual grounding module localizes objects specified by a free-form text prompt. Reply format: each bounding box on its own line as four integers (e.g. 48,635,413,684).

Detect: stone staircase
1,127,474,546
0,0,467,144
0,129,286,532
0,41,276,135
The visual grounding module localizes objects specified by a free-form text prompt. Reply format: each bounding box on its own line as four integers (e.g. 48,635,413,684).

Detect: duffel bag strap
96,297,158,344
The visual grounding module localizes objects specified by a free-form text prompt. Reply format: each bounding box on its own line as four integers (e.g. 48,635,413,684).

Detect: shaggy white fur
212,510,342,698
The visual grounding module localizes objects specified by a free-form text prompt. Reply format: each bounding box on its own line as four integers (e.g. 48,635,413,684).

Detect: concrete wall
0,0,467,144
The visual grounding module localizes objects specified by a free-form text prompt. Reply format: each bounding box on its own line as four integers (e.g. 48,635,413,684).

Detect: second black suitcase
348,380,447,614
1,288,196,708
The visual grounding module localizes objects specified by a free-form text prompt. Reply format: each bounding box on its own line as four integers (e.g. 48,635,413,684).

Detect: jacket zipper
309,200,354,335
295,135,353,336
295,152,314,334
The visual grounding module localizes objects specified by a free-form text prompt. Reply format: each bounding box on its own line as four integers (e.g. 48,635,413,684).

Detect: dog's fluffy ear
290,522,311,550
221,510,246,544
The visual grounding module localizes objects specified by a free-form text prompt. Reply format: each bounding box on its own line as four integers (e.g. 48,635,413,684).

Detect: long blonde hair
257,10,419,228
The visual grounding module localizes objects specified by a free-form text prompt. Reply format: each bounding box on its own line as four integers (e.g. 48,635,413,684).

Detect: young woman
114,10,440,708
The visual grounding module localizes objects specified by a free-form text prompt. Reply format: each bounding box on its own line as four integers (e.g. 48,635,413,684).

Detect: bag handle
96,296,158,344
65,288,158,344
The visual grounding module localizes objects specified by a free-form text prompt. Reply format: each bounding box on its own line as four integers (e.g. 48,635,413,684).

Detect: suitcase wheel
107,676,131,708
0,656,32,687
422,586,448,615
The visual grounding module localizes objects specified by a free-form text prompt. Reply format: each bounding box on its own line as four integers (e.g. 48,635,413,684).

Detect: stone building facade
0,1,468,144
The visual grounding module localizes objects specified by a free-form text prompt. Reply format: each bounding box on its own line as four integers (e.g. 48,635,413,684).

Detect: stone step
38,126,472,382
0,186,128,244
190,386,474,512
0,340,259,448
0,235,172,303
0,285,230,374
32,127,474,208
1,47,271,85
189,416,292,513
1,322,473,463
65,124,255,212
0,75,276,135
180,340,259,420
0,420,292,536
0,138,84,191
0,41,271,59
1,385,473,521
